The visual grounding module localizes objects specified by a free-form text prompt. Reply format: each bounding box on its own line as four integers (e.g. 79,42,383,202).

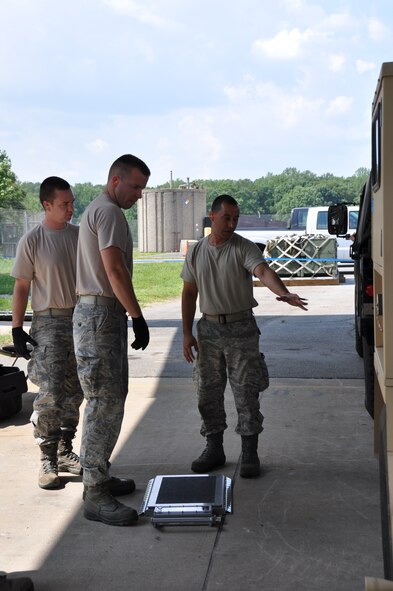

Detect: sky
1,0,392,187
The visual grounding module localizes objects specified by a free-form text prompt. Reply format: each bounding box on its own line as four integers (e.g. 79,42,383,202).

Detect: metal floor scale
139,474,232,527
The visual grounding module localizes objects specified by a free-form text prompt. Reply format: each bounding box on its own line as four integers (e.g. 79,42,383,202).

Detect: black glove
12,327,37,360
131,316,149,351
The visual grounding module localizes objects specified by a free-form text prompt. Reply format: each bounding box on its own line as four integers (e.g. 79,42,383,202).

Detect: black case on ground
0,366,28,420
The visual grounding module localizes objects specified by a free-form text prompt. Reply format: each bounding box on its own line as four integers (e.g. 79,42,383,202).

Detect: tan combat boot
57,429,82,475
38,443,61,489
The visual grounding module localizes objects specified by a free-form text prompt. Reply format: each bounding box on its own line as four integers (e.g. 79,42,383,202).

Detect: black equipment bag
0,366,28,420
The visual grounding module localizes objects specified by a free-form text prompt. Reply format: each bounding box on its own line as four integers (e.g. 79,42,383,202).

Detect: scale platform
139,474,232,527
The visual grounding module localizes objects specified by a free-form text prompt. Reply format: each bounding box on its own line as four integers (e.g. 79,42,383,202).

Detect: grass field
0,258,15,302
133,261,183,306
0,254,184,346
0,256,184,308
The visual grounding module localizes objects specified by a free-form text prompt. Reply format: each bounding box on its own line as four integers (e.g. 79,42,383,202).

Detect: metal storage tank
138,186,206,252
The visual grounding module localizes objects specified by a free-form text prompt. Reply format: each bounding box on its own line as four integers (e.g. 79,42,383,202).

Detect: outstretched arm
254,262,308,310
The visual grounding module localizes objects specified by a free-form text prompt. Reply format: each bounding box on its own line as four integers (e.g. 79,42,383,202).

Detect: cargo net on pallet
264,235,338,278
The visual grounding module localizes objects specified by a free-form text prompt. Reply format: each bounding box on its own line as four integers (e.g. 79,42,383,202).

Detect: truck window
372,100,382,191
316,211,328,230
349,210,359,231
290,207,308,230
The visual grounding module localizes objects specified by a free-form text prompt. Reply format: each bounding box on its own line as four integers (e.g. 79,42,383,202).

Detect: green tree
348,168,369,202
21,182,41,212
16,167,370,223
275,186,322,214
0,150,26,209
73,183,104,222
73,182,137,226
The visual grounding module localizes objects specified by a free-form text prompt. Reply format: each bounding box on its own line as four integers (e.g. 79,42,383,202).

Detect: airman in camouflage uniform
73,302,128,488
11,176,83,490
181,194,308,478
29,315,83,444
74,154,150,527
193,315,266,438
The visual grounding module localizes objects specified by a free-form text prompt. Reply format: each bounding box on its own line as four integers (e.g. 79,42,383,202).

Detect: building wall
138,189,206,252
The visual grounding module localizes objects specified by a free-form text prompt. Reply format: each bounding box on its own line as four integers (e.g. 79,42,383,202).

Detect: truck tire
363,336,375,419
379,405,393,580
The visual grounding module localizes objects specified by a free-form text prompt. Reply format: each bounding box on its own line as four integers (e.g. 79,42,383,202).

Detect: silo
138,187,206,252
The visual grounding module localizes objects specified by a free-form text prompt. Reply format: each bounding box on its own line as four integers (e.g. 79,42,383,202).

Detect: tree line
0,149,369,222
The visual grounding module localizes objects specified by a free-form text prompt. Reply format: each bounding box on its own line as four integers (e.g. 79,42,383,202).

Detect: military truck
329,175,374,416
329,62,393,589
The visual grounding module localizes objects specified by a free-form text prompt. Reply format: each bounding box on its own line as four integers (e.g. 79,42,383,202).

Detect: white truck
236,205,359,263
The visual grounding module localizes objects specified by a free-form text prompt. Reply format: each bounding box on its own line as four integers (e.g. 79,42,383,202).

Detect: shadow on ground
1,310,382,591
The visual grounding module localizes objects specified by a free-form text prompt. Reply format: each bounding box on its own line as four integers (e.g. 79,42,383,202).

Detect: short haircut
211,194,238,212
39,176,71,205
108,154,151,180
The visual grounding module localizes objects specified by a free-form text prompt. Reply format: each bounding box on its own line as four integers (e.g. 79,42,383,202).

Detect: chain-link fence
0,210,44,258
0,210,138,258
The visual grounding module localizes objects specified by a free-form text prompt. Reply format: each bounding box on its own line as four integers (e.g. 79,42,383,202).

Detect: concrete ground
0,277,384,590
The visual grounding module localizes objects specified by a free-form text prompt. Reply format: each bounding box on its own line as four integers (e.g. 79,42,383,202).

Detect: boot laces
41,457,58,474
58,438,79,462
200,446,212,459
199,442,222,460
60,449,80,462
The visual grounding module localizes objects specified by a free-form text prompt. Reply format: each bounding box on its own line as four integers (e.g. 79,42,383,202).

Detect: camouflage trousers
73,303,129,487
193,316,266,437
28,315,84,445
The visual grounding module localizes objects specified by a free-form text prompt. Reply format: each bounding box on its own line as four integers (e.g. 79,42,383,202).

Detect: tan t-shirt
76,193,133,297
180,233,265,315
11,223,79,311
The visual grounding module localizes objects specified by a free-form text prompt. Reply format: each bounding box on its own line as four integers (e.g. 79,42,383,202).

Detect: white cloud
3,0,391,185
368,18,389,41
279,0,304,10
255,82,324,129
103,0,179,28
85,139,108,154
252,28,317,60
68,57,98,85
328,53,346,72
224,80,324,130
177,114,222,164
134,38,156,63
356,60,376,74
326,96,354,116
324,12,354,29
223,84,253,103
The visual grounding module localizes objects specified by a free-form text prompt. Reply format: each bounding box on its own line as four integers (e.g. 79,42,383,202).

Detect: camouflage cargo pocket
27,344,48,388
192,357,200,391
259,352,269,392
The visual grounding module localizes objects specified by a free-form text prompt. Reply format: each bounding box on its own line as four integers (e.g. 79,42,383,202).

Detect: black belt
202,310,253,324
34,308,74,317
